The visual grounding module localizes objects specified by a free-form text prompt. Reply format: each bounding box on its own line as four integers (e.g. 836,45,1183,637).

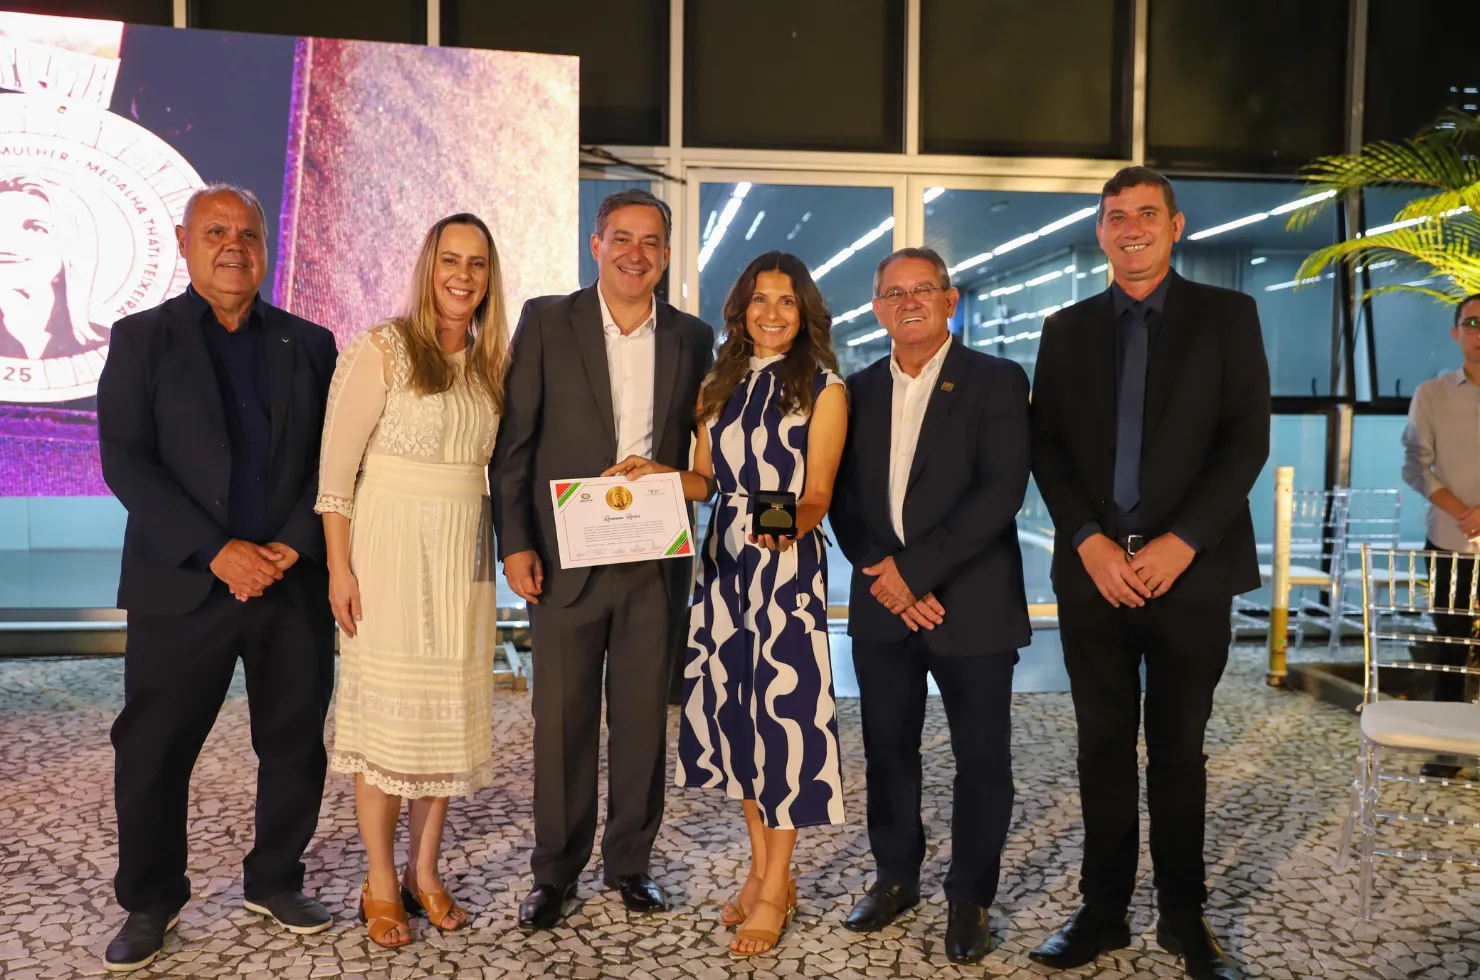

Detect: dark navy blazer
97,289,337,630
831,341,1033,655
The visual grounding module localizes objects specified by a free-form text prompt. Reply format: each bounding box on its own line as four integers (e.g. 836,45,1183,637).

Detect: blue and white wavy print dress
676,354,845,830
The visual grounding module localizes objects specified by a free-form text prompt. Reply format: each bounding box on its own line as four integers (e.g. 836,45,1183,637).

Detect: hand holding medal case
750,490,797,538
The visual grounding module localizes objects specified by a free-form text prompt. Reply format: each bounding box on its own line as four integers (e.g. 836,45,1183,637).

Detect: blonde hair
394,213,509,410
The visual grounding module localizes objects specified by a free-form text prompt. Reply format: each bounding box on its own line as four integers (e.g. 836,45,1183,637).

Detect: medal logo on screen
0,94,201,402
605,485,634,511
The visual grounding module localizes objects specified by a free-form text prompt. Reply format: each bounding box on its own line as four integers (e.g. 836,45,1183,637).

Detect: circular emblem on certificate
0,94,202,402
605,485,634,511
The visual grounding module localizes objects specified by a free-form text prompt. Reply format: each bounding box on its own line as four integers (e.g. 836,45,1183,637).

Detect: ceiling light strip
696,182,752,272
1186,189,1336,241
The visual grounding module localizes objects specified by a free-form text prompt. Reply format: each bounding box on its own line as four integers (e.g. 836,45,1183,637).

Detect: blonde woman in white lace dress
315,214,506,948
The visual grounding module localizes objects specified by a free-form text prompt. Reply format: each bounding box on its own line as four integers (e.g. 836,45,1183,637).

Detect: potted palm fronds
1287,111,1480,303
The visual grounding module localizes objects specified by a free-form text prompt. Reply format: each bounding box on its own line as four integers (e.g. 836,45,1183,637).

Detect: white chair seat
1360,700,1480,758
1259,562,1329,586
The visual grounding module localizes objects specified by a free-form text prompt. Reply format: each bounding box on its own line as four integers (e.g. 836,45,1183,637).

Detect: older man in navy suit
97,184,337,972
830,246,1031,965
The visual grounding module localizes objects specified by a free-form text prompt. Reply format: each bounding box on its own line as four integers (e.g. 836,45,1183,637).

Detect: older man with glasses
829,246,1032,964
1400,292,1480,778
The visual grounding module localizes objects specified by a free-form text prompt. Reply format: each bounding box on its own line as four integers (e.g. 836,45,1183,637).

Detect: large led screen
0,12,578,495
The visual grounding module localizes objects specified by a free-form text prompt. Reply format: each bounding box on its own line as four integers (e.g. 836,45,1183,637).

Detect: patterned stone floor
3,644,1480,980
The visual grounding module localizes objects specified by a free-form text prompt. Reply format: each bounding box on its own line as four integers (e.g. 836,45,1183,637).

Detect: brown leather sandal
358,879,411,948
401,877,469,933
729,896,793,958
720,873,762,926
721,876,797,928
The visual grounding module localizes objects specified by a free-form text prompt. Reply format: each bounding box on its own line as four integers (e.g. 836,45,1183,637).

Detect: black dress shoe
944,901,994,964
842,882,919,933
1156,916,1240,980
1027,904,1132,969
603,872,667,913
518,883,578,931
243,890,333,935
104,908,180,973
1420,762,1463,779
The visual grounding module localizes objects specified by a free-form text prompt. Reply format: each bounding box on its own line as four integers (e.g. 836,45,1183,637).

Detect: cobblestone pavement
3,644,1480,980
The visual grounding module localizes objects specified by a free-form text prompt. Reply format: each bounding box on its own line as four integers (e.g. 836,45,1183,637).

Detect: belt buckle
1123,534,1146,556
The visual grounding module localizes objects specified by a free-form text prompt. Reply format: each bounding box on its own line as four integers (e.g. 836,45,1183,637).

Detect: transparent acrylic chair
1235,489,1344,641
1336,544,1480,920
1294,488,1403,654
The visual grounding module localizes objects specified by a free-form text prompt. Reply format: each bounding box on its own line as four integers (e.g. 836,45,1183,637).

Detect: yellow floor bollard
1267,465,1294,687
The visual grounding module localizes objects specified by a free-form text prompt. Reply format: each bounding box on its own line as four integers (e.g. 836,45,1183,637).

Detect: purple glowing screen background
0,14,577,496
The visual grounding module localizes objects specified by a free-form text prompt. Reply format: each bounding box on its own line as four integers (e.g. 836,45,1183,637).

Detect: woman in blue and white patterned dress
604,251,847,957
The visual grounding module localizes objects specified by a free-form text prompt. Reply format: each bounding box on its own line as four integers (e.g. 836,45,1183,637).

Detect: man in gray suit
491,189,713,930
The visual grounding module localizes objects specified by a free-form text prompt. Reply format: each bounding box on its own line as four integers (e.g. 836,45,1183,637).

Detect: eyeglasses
1459,316,1480,333
875,283,948,304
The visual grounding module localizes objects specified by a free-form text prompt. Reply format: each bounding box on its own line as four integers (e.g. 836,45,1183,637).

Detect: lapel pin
940,381,954,392
280,336,289,343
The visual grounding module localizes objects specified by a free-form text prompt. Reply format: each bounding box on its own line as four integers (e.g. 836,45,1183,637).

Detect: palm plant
1289,111,1480,305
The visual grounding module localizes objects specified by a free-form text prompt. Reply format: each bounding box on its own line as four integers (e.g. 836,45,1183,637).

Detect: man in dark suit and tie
490,189,713,929
829,247,1031,964
1028,167,1270,980
96,185,338,971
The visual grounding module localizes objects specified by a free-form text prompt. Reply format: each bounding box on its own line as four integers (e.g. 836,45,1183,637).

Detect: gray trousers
529,561,672,887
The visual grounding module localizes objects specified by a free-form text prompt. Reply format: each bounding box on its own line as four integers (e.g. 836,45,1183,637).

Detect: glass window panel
1360,188,1466,399
1351,414,1429,547
444,2,667,145
921,181,1340,396
920,0,1131,158
9,1,173,23
1250,415,1329,548
1174,180,1341,397
684,0,905,152
927,188,1099,378
194,0,426,43
698,182,895,376
1146,0,1347,173
1366,0,1480,142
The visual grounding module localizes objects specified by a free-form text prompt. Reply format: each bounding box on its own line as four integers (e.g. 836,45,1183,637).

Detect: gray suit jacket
490,284,714,607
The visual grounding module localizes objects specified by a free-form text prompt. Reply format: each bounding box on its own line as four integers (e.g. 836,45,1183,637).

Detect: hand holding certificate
549,473,695,569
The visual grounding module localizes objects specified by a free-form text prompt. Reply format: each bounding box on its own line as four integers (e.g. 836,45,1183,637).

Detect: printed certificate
549,473,695,569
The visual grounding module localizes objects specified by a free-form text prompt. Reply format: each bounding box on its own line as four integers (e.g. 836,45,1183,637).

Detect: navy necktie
1113,306,1148,515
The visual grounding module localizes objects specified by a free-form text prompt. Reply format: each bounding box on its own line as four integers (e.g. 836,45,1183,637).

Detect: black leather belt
1117,533,1147,556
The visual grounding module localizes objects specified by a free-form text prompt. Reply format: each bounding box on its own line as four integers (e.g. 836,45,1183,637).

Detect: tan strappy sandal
721,876,798,928
401,877,469,934
729,896,793,958
720,873,762,926
358,879,411,948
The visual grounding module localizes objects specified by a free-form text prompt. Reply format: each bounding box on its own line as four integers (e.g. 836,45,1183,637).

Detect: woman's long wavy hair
697,251,838,423
394,213,510,410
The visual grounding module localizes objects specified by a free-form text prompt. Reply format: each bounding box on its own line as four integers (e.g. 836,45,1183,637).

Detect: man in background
1400,292,1480,777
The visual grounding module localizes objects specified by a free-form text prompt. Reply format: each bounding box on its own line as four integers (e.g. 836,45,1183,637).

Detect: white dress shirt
888,335,952,544
597,285,657,461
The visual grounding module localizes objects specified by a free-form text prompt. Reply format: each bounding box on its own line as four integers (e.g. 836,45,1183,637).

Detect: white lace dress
315,323,500,798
